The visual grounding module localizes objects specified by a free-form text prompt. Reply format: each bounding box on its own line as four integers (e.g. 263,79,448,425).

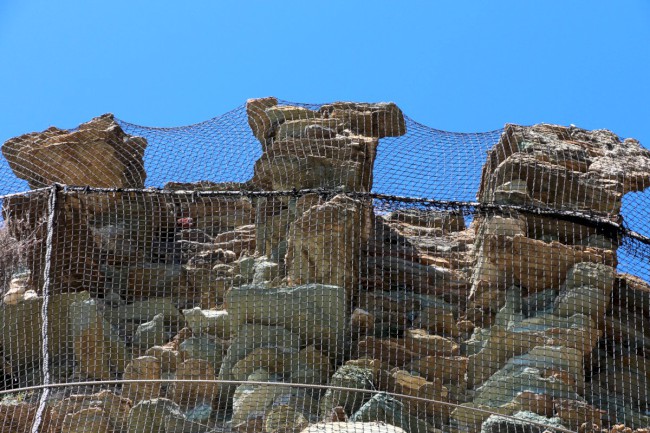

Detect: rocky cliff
0,99,649,433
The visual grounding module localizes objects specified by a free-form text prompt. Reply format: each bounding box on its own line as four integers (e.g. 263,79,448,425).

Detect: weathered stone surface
230,346,297,381
0,402,36,433
253,136,377,191
106,297,182,328
349,393,431,433
408,355,468,384
319,365,376,416
476,234,614,297
133,313,169,348
286,195,369,293
126,262,194,302
290,346,333,386
218,324,302,402
122,356,162,404
0,296,42,369
565,262,615,294
246,97,279,149
2,113,147,189
60,407,113,433
182,307,231,339
587,137,650,193
480,411,567,433
554,286,611,319
513,391,555,417
402,329,459,357
554,398,605,429
301,422,407,433
466,326,546,388
473,346,584,407
231,384,286,426
264,405,308,433
127,398,205,433
47,390,132,433
172,358,219,408
177,335,225,372
225,283,346,354
145,345,183,373
387,369,449,420
70,299,128,380
320,102,407,138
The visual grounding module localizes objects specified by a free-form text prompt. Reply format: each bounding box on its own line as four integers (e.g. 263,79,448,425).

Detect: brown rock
70,299,128,380
0,402,36,433
402,329,459,357
60,407,113,433
246,97,278,149
286,195,370,293
350,308,375,336
172,358,218,408
554,398,605,429
47,390,132,433
145,346,183,373
414,306,460,337
478,234,614,295
122,356,162,404
513,391,554,417
408,355,468,384
264,405,308,433
320,101,407,138
2,113,147,189
253,135,378,191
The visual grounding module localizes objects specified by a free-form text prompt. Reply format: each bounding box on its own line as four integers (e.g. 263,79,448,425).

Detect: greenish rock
564,262,615,294
225,283,347,355
218,324,302,403
127,398,206,433
182,307,231,339
319,365,375,416
178,335,224,372
480,411,566,433
554,286,610,319
474,346,584,407
133,313,168,348
251,259,279,285
350,393,431,433
106,298,182,328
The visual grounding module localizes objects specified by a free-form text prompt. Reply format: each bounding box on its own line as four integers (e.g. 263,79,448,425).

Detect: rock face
2,113,147,189
2,102,650,433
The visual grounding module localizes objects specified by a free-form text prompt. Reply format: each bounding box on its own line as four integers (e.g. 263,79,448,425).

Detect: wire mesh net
0,98,649,433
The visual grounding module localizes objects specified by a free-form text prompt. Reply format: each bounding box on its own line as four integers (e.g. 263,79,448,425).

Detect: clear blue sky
1,1,649,276
1,1,649,142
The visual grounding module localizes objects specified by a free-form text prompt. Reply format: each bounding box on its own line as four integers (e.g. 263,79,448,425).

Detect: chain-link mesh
1,98,649,433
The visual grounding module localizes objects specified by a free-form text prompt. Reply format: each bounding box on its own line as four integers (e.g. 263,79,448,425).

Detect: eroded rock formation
1,100,650,433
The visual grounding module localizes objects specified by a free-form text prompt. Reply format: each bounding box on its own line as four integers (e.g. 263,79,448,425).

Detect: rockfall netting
0,98,649,433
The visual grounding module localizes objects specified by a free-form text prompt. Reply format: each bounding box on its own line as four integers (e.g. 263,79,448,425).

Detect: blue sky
1,1,648,141
1,1,649,276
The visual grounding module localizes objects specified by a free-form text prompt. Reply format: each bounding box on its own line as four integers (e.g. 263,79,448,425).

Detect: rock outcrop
2,113,147,189
1,101,650,433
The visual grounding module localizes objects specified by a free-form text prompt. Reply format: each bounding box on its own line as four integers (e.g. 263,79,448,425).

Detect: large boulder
225,283,347,355
286,195,370,294
2,113,147,189
70,299,129,380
